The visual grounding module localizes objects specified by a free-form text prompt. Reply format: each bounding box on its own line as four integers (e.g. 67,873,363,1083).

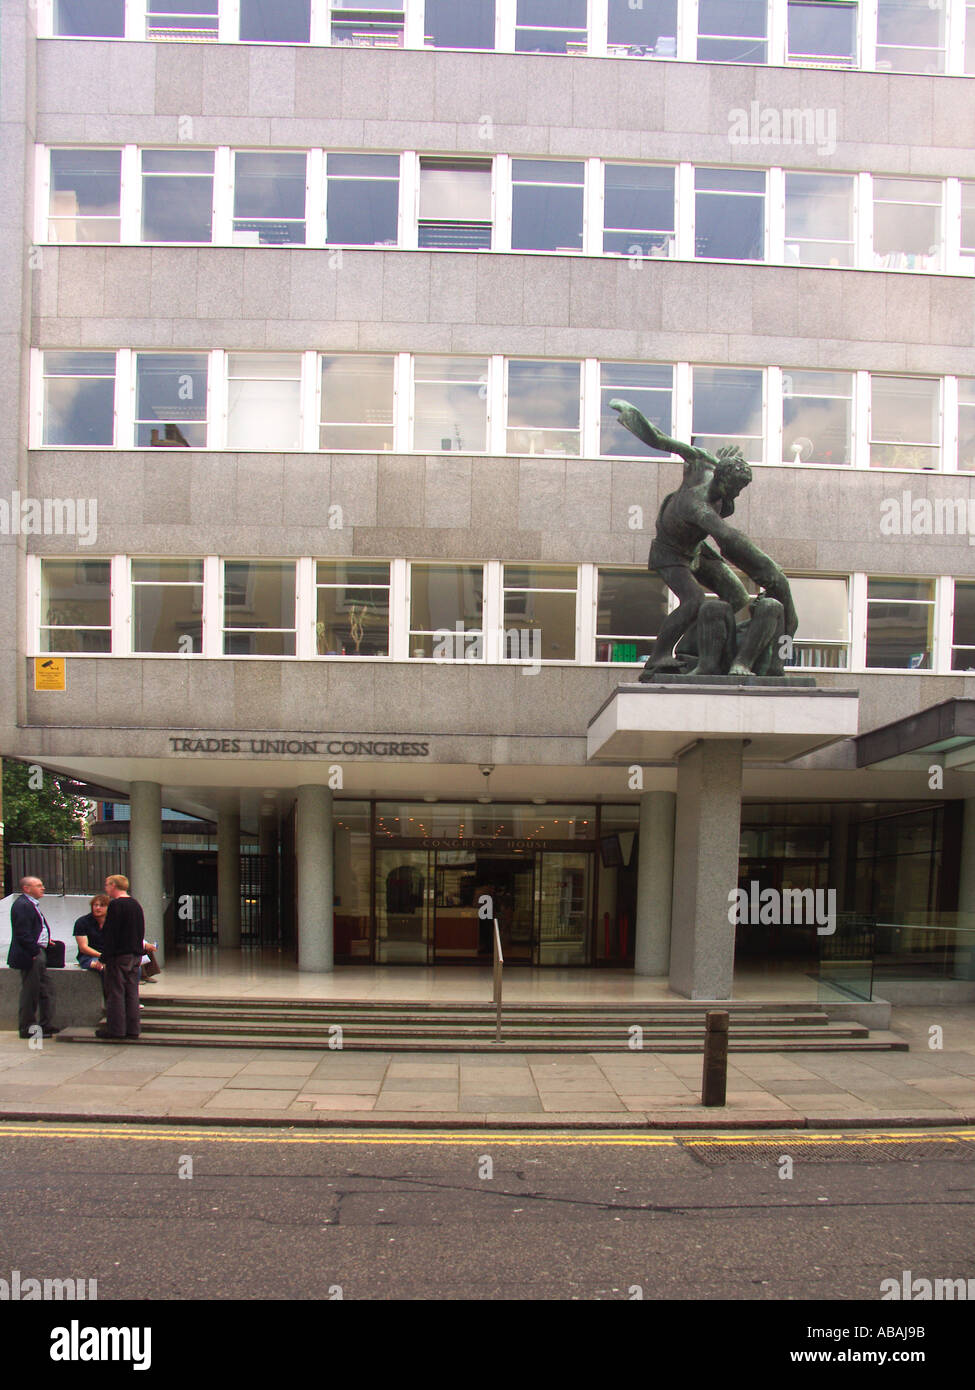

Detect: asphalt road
0,1124,973,1302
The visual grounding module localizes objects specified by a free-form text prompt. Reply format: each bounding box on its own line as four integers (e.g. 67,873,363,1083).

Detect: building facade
3,0,975,996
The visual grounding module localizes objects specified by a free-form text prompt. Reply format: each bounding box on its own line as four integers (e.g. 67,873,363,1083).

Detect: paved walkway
1,1007,973,1129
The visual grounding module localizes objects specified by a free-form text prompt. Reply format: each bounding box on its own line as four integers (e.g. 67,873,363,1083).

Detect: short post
701,1010,729,1106
492,920,503,1044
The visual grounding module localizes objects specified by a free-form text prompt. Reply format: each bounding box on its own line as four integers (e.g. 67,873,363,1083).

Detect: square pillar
634,790,675,976
130,780,164,966
669,739,743,999
297,784,334,972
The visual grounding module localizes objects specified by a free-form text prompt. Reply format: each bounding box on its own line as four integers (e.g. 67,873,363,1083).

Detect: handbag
43,940,66,969
141,946,161,979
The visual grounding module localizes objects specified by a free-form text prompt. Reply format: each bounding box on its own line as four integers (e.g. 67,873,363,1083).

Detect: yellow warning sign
34,657,66,691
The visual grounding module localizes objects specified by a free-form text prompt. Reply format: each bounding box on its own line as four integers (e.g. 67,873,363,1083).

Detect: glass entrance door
375,849,431,963
536,851,592,965
433,851,535,963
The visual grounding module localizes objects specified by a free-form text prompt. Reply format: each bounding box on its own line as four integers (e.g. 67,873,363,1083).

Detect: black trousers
103,955,141,1037
18,949,55,1034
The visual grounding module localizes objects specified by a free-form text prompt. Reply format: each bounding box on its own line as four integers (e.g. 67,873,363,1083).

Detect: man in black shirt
96,875,145,1040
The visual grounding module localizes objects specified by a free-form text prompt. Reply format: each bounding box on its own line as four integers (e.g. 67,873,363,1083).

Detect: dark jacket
7,894,49,971
101,896,145,959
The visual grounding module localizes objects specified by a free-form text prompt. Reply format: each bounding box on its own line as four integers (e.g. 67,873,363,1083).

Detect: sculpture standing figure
610,400,798,680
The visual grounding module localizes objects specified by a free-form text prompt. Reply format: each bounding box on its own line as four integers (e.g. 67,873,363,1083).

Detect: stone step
136,1005,833,1028
139,995,825,1015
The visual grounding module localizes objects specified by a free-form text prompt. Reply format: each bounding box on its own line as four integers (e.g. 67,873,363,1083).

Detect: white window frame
500,562,581,665
867,372,943,472
406,559,487,661
129,555,207,657
33,554,117,656
33,347,121,450
691,165,769,264
311,558,394,659
220,556,299,658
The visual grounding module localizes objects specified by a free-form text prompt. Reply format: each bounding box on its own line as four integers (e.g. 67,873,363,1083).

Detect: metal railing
492,918,504,1044
9,844,128,896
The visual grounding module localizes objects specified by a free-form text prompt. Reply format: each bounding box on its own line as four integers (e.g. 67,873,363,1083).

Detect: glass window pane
41,559,112,648
698,0,768,60
223,561,296,631
233,152,306,245
952,582,975,666
959,378,975,472
870,376,940,470
788,1,856,61
320,355,395,450
413,357,488,452
782,368,852,465
877,0,945,71
420,162,492,222
227,353,301,450
316,562,391,656
141,150,214,243
425,0,495,48
695,169,765,260
962,183,975,257
608,0,678,49
503,589,576,660
43,352,116,447
331,0,404,46
516,0,587,52
873,178,941,268
327,154,399,246
239,0,310,41
596,569,670,662
784,172,853,267
132,559,204,582
504,565,577,590
603,164,675,256
506,360,580,455
136,353,208,447
866,586,934,669
511,161,584,252
49,149,121,243
692,366,764,462
54,0,125,36
791,577,848,641
410,564,484,647
600,363,673,456
133,581,203,653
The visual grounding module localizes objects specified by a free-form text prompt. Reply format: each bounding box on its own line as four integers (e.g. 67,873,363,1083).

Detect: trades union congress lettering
169,736,431,757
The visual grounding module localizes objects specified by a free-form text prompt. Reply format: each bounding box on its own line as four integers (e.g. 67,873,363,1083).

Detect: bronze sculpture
610,400,798,681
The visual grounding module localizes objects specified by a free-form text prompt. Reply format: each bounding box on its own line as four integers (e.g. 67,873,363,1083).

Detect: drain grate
680,1137,975,1165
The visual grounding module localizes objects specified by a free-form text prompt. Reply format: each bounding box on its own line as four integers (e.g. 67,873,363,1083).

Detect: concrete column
217,805,241,949
668,740,744,1000
129,781,164,967
259,805,278,859
956,799,975,979
297,784,334,972
634,790,676,976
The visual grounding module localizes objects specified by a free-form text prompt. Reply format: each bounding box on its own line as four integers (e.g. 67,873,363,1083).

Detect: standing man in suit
7,877,60,1039
97,875,145,1041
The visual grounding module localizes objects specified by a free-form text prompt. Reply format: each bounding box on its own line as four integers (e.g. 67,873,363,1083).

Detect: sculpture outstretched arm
609,399,702,464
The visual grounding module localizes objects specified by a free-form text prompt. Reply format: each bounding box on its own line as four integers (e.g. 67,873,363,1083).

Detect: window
132,560,203,654
326,154,399,246
54,0,125,36
786,577,849,668
410,564,484,659
331,0,404,47
511,160,584,253
607,0,678,56
695,168,765,261
413,357,489,452
959,380,975,472
227,354,302,451
951,582,975,671
320,355,395,450
43,352,116,447
692,366,764,463
784,172,854,267
870,375,940,470
141,150,214,243
782,370,852,466
515,0,588,53
40,560,112,654
424,0,495,49
503,566,577,662
866,579,934,669
961,183,975,260
223,561,297,656
146,0,219,41
697,0,768,62
418,159,492,250
876,0,944,72
239,0,311,42
599,363,674,456
506,360,581,455
968,1,975,74
48,149,121,243
136,353,208,447
233,152,306,245
872,178,941,270
787,1,856,64
316,561,391,656
596,569,670,663
603,164,675,257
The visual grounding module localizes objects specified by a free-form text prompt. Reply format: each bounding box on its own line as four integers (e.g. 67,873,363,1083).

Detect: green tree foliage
2,759,91,845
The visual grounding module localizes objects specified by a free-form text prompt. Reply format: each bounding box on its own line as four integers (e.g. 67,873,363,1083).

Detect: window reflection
326,154,399,245
49,149,121,244
692,366,764,462
223,561,297,656
782,369,852,466
870,375,940,470
695,168,765,261
320,355,395,451
136,353,208,447
511,160,584,253
233,152,306,245
506,360,581,455
43,352,116,447
413,357,489,452
227,354,302,451
784,172,854,267
141,150,214,244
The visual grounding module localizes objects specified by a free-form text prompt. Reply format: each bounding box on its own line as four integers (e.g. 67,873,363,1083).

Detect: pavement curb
0,1108,972,1131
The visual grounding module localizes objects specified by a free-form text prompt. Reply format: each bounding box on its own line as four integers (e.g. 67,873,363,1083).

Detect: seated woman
74,893,109,990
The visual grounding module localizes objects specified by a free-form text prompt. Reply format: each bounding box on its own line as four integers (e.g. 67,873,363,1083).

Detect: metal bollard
701,1010,729,1106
